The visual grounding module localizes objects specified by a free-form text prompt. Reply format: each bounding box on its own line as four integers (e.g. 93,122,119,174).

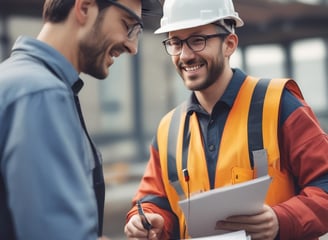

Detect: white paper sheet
179,175,272,238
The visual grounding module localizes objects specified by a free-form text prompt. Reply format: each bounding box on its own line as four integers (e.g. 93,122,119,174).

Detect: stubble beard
182,54,225,92
79,17,108,80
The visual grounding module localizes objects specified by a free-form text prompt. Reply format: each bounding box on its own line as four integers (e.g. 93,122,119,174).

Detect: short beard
78,13,108,79
183,51,225,92
79,40,107,79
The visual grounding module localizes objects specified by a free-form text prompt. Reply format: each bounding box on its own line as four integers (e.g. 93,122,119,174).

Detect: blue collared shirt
0,36,98,239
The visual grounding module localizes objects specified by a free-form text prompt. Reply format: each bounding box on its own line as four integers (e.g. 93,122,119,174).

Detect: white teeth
185,65,201,71
110,51,119,58
109,53,118,60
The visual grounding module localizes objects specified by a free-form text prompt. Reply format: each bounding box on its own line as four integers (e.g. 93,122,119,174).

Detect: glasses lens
104,0,144,40
187,36,206,52
163,34,227,56
164,38,181,56
128,23,143,40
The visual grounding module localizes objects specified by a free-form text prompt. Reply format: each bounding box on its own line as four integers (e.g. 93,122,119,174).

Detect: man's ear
74,0,95,24
224,34,239,58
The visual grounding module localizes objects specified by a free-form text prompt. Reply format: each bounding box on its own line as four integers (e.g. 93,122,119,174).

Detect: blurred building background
1,0,328,239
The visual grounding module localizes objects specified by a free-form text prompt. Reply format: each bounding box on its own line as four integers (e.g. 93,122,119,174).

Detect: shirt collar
71,79,84,94
12,36,80,91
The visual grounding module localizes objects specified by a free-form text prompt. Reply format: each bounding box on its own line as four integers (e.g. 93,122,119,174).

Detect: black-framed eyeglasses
104,0,144,41
162,33,229,56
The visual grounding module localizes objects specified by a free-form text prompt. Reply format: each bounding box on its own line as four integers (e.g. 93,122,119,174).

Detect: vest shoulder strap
170,102,190,197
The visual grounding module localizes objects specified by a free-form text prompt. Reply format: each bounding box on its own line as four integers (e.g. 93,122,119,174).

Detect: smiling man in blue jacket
0,0,162,239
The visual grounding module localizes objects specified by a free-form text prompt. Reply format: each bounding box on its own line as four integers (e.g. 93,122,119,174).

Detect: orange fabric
273,105,328,239
126,76,328,239
156,77,302,238
157,108,187,237
262,79,303,205
215,76,258,187
126,146,178,238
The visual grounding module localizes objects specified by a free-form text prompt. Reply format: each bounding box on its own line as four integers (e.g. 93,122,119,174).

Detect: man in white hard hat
124,0,328,239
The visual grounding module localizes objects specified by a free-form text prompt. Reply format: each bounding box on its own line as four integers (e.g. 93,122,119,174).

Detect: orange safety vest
156,76,304,238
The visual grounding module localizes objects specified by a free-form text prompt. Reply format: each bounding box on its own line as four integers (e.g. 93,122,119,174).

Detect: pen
136,200,152,230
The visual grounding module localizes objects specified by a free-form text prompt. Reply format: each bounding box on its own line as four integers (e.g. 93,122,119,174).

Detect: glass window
245,44,285,78
99,54,134,134
292,38,327,111
231,48,243,69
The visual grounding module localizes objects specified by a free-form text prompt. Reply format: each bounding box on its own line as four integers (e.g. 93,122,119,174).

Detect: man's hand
124,213,164,240
215,204,279,240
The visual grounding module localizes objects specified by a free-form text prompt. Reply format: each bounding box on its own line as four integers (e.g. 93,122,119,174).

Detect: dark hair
42,0,75,22
42,0,110,23
223,19,236,30
213,19,237,34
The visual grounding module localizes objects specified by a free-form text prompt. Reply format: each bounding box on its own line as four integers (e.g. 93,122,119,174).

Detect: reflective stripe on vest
157,76,303,238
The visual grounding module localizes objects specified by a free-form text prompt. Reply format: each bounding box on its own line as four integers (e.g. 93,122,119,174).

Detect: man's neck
195,67,233,114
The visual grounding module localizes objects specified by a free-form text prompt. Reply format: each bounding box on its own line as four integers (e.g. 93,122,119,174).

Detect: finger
148,228,163,240
225,211,271,224
248,230,276,240
131,215,150,232
125,223,148,239
215,221,244,231
148,230,157,240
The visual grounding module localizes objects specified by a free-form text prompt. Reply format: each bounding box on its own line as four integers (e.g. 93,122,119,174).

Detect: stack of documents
179,175,271,238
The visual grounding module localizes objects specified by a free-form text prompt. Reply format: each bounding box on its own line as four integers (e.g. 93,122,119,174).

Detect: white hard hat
154,0,244,34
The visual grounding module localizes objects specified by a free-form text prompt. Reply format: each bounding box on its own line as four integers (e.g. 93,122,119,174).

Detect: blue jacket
0,36,104,240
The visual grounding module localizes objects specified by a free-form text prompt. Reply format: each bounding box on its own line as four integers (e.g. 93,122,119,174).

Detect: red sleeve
273,104,328,239
125,145,177,238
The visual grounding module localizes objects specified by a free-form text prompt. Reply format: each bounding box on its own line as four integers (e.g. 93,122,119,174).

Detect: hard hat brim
154,16,244,34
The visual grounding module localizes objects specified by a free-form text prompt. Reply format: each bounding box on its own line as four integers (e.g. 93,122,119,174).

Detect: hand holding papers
178,175,272,238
